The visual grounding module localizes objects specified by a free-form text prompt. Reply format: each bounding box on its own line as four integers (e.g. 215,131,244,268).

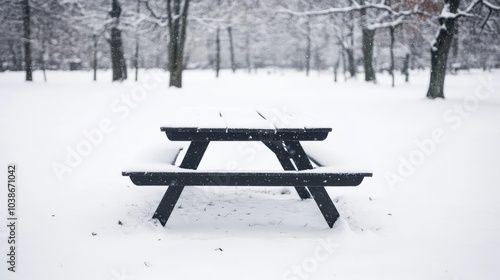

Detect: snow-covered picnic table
123,108,372,228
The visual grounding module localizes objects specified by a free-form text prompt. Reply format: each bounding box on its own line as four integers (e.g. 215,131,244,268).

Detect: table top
161,108,332,141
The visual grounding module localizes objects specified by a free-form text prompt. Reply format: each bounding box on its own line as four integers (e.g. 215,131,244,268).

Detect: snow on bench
123,144,184,173
122,143,371,187
304,144,372,175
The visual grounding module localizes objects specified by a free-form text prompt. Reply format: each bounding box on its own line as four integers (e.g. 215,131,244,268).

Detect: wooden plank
160,108,331,141
152,141,210,226
124,171,371,187
284,141,340,228
161,108,331,132
307,187,340,228
162,130,331,141
262,141,311,200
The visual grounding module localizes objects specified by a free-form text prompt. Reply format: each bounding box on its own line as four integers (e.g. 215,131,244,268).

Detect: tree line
0,0,499,98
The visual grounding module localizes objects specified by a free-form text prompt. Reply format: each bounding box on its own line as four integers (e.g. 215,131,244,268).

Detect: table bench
122,108,372,228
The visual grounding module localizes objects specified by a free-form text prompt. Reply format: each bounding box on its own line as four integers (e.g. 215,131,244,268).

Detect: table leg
262,141,311,200
285,141,340,228
153,141,210,226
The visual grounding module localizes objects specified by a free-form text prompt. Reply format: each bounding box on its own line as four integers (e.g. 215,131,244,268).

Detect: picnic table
123,108,372,228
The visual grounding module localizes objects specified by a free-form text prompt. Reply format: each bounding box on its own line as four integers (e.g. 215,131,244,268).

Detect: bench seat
122,144,371,187
123,169,371,187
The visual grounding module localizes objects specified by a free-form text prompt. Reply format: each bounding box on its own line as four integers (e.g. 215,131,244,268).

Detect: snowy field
0,69,499,280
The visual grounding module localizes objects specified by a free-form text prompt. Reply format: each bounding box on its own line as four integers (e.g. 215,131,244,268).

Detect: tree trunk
360,5,376,82
227,26,236,73
110,28,127,81
426,0,459,99
402,53,410,82
451,28,459,64
215,27,220,77
314,47,321,74
41,37,47,82
333,56,340,83
345,15,356,78
93,34,98,81
8,40,21,71
305,16,311,76
346,48,355,78
389,25,395,87
134,38,139,81
245,32,251,73
22,0,33,81
167,0,190,88
341,44,347,81
109,0,127,81
362,28,376,82
135,0,140,82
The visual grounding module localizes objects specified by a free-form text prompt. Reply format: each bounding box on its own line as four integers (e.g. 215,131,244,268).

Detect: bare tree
305,14,311,76
143,0,190,87
134,0,140,81
215,0,221,77
360,1,376,82
245,31,251,73
281,0,420,82
167,0,190,87
227,26,236,73
426,0,499,99
215,26,220,77
22,0,33,81
109,0,127,81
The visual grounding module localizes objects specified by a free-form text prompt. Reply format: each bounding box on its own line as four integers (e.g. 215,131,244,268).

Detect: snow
221,108,275,130
122,142,184,174
1,69,500,279
257,109,329,130
122,140,370,174
162,107,329,131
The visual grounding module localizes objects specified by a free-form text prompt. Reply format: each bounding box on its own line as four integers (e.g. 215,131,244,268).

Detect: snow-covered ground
0,69,499,280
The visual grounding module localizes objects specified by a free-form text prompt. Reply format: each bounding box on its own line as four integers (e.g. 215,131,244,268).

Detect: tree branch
142,0,163,20
278,1,424,18
440,0,500,19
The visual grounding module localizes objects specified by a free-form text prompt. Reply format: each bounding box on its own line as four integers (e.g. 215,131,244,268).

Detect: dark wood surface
124,171,371,187
162,128,331,141
160,108,332,141
284,141,342,228
151,141,209,226
262,141,312,200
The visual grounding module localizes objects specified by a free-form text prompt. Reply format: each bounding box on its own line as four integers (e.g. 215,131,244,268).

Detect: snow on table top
161,107,331,132
221,108,275,131
257,109,329,130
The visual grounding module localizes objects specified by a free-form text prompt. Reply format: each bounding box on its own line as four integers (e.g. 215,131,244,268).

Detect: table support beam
285,141,340,228
152,141,210,226
262,141,311,200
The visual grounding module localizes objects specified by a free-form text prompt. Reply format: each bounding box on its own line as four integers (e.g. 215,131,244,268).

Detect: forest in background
0,0,499,97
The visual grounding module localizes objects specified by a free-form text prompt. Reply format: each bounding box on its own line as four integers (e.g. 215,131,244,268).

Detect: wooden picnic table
123,108,372,228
